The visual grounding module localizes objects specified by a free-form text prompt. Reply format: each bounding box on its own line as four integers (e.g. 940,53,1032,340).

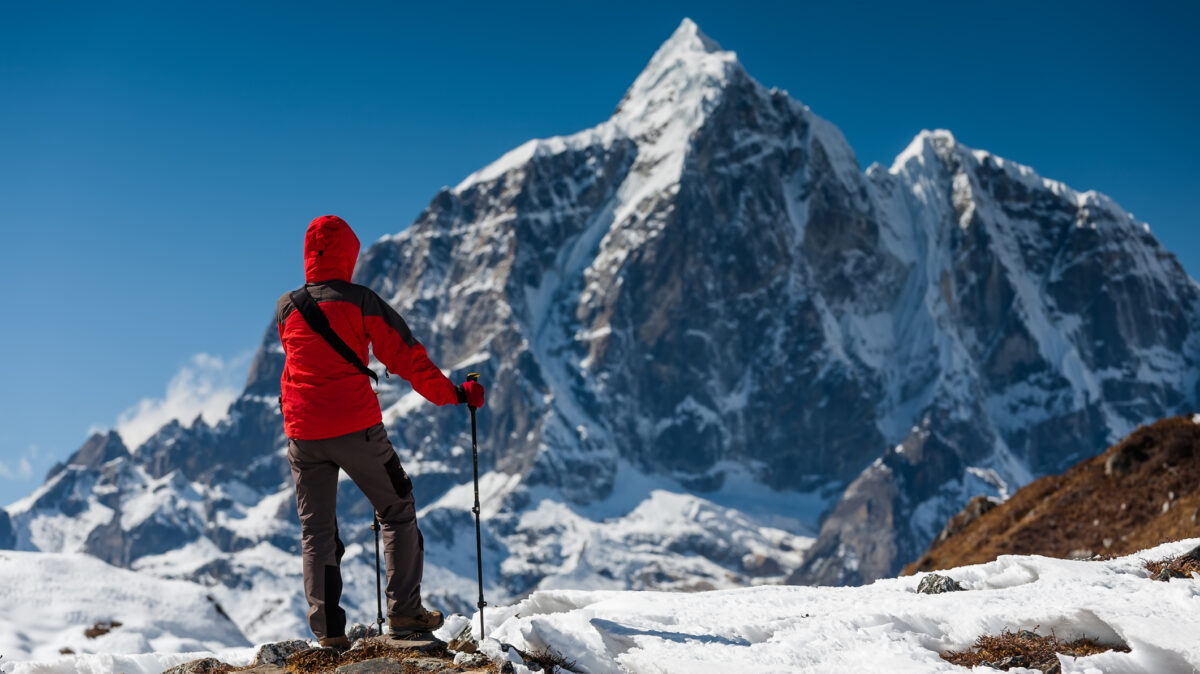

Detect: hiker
276,214,485,649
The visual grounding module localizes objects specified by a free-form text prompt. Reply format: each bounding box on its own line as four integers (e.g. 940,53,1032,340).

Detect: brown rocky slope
904,415,1200,575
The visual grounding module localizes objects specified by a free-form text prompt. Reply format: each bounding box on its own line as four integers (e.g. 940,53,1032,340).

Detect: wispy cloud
0,446,34,481
113,353,250,451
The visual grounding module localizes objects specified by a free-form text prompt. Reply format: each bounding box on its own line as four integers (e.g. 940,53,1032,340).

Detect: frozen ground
478,538,1200,674
3,540,1198,673
0,550,251,671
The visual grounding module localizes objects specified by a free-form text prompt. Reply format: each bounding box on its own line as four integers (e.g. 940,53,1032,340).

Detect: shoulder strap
290,285,379,384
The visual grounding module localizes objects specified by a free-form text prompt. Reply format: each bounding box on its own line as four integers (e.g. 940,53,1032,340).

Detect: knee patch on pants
384,454,413,499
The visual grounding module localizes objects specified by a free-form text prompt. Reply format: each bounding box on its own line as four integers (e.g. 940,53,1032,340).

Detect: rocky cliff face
4,18,1199,641
791,129,1200,584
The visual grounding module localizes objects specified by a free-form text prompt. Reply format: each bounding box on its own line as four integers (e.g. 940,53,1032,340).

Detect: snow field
0,550,251,668
2,536,1196,673
475,539,1200,674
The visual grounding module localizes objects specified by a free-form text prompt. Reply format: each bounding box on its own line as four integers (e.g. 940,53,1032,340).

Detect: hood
304,215,360,283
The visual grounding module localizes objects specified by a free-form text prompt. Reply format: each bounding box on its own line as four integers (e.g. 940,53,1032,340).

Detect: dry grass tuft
1144,548,1200,580
942,628,1129,671
518,645,578,672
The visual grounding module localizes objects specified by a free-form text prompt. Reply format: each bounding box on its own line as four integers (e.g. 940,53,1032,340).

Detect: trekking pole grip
466,372,480,410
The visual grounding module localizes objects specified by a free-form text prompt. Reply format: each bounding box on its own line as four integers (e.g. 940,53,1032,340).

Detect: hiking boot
389,607,444,637
318,635,351,652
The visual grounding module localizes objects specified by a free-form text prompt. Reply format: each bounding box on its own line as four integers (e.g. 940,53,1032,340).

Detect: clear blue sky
1,1,1196,505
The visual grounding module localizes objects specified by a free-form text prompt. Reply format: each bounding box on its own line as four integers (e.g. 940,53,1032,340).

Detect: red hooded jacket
276,215,461,440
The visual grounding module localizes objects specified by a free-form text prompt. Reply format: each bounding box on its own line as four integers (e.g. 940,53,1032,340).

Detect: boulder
162,658,226,674
254,639,311,667
335,657,404,673
917,573,966,594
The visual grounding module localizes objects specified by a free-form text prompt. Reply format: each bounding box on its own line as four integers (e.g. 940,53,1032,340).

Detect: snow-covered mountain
4,17,1199,644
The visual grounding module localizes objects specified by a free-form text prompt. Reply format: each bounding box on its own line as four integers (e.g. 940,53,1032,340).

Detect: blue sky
1,1,1196,505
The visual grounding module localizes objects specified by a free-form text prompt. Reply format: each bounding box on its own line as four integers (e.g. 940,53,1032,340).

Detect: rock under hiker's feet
390,607,444,636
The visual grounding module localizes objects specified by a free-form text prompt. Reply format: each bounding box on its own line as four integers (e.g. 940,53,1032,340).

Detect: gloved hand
457,380,485,408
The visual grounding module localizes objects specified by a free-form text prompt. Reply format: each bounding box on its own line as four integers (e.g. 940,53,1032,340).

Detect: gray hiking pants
287,422,424,639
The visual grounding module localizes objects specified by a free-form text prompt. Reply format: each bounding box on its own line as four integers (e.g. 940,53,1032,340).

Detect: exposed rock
254,639,310,666
995,654,1029,668
917,573,966,594
1182,544,1200,563
0,509,14,550
161,658,227,674
791,420,969,585
348,621,378,642
408,657,452,672
58,431,130,478
353,633,446,654
446,619,477,654
933,496,997,546
742,553,784,577
448,636,478,654
334,657,404,673
454,652,491,668
1151,567,1187,582
1148,544,1200,582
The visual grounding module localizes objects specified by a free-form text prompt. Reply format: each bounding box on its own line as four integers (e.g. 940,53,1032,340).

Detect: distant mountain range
4,18,1198,643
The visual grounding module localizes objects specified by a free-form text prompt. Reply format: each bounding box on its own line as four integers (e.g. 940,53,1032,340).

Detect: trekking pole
371,515,384,637
466,373,487,641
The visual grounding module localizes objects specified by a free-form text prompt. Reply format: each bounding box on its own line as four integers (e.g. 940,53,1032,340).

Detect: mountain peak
890,129,958,172
663,18,723,55
452,19,737,194
613,18,741,139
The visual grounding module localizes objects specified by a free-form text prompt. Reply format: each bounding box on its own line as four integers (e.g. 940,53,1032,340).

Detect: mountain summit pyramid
6,19,1199,641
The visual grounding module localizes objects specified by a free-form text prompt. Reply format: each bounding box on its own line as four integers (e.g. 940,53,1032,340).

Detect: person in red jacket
276,215,484,649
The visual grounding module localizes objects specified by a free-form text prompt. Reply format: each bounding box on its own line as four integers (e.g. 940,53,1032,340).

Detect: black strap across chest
290,285,379,384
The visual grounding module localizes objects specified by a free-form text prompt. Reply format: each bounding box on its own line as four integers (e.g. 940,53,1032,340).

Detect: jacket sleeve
363,290,461,406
